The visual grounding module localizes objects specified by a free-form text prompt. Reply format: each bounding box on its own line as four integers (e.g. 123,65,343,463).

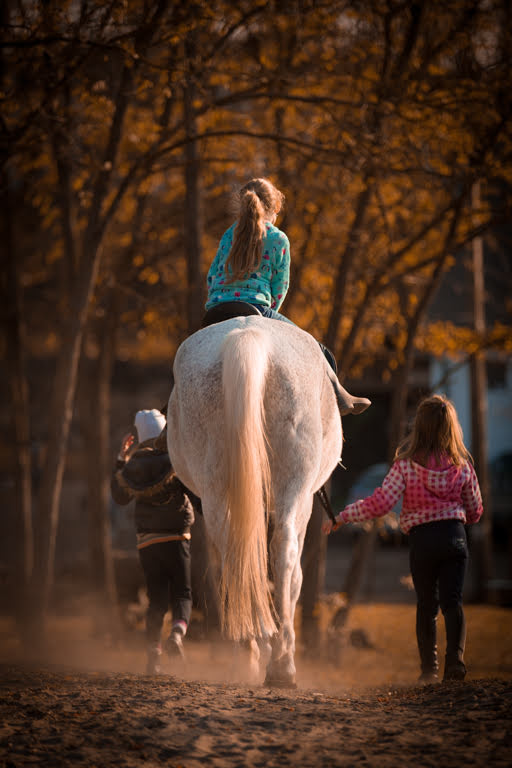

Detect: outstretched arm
110,433,137,506
323,462,406,535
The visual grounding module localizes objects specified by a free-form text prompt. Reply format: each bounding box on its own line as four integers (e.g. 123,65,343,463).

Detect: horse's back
174,315,326,405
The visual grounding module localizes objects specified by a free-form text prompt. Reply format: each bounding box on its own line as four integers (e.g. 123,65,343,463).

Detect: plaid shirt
338,458,483,534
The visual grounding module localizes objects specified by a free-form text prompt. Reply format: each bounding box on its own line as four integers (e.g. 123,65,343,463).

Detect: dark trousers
138,539,192,645
409,519,468,673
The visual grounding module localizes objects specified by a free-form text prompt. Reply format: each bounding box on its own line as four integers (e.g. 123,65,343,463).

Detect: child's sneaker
146,643,163,674
166,630,185,660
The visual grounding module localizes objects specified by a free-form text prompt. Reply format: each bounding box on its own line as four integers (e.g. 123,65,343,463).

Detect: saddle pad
202,300,261,328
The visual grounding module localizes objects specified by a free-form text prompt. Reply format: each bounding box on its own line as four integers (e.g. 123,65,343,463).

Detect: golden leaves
138,267,160,285
5,0,509,372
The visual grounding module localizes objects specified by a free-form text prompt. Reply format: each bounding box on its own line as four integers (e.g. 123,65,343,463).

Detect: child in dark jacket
111,409,194,674
323,395,483,684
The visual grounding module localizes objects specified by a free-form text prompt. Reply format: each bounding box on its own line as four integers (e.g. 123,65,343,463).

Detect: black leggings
138,539,192,645
409,519,468,672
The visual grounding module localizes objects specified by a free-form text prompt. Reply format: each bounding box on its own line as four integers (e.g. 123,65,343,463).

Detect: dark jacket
111,459,194,535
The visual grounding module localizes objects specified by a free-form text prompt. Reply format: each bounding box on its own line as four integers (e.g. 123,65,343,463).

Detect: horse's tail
220,325,276,641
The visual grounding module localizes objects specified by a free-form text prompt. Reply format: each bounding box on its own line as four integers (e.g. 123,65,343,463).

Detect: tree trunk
0,3,33,630
469,181,493,601
388,203,464,457
2,172,34,624
387,287,418,463
183,35,204,335
324,183,372,356
30,246,105,639
326,523,379,664
82,298,121,641
30,51,137,640
342,525,379,605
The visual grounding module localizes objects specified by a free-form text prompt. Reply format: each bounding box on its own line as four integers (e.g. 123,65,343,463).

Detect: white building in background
430,356,512,463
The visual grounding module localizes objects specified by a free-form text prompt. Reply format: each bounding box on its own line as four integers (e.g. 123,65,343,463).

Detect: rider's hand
118,433,136,461
322,517,343,535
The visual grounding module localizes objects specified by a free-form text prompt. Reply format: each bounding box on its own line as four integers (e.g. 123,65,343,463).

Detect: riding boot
318,342,338,374
418,643,439,680
443,602,467,681
417,611,439,682
332,377,371,416
316,344,371,416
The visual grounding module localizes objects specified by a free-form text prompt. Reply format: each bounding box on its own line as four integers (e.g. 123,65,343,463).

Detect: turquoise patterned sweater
205,222,290,311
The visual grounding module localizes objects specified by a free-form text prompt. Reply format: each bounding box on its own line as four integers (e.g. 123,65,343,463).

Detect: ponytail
225,191,266,281
224,178,285,283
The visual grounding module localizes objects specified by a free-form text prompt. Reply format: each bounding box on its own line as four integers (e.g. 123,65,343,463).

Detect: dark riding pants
409,519,468,674
138,539,192,645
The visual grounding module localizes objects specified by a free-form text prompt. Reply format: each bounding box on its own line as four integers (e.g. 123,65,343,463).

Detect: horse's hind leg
246,637,270,682
264,502,309,688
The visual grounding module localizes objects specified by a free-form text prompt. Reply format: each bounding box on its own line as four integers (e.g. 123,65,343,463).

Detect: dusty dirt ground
1,603,511,767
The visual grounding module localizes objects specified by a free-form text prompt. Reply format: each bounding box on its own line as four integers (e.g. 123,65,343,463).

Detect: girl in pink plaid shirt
324,395,483,684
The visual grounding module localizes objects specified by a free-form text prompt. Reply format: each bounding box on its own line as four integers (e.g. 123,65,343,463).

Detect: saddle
202,300,261,328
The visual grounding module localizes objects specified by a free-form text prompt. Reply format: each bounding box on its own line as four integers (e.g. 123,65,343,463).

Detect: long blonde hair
225,178,284,282
395,394,472,467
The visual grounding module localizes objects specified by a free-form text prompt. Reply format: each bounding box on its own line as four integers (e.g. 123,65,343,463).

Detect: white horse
166,316,369,687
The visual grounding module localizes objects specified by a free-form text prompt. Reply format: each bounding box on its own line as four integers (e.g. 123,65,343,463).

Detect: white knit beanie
134,409,166,443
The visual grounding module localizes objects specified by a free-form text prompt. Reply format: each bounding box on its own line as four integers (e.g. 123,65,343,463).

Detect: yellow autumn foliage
2,0,509,373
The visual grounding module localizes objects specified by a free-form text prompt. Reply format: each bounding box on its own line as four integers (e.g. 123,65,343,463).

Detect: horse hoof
263,676,297,689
